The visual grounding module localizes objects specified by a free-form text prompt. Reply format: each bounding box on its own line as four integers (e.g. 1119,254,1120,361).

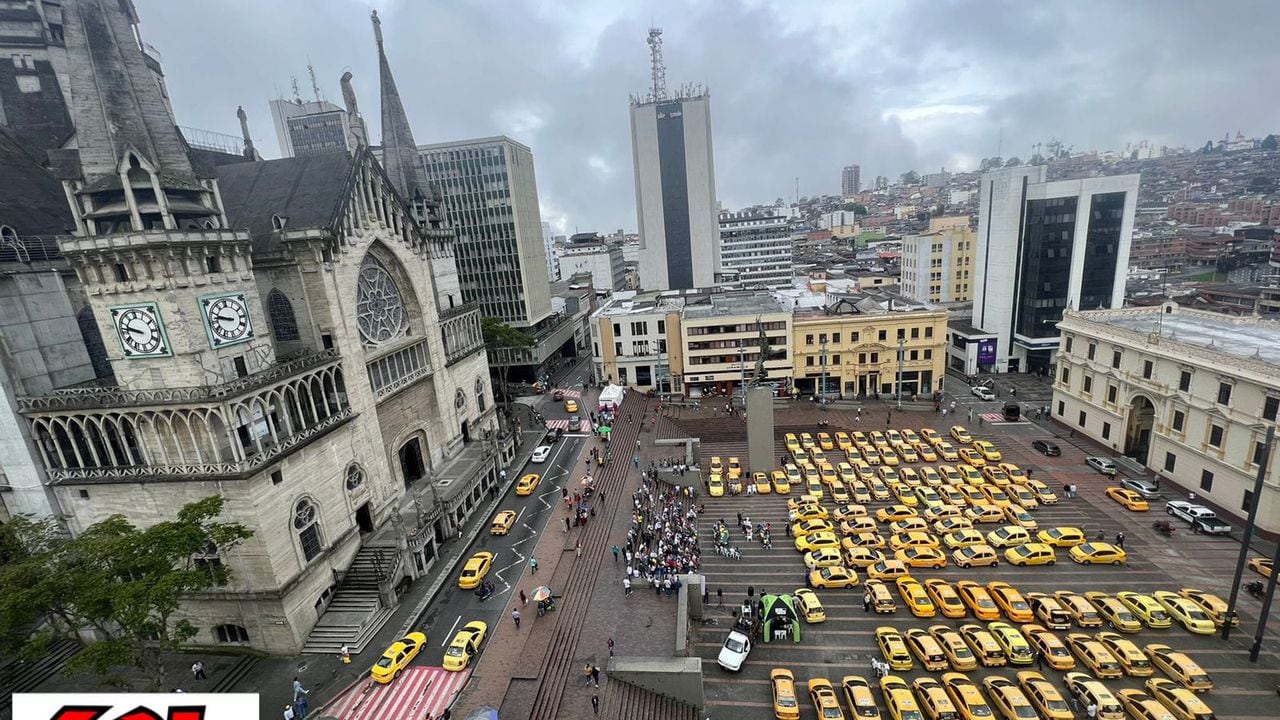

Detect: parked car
717,629,752,671
1002,403,1021,421
1086,457,1118,476
1120,478,1160,499
1190,515,1233,535
1031,439,1061,456
972,386,996,401
531,445,552,463
1165,501,1232,534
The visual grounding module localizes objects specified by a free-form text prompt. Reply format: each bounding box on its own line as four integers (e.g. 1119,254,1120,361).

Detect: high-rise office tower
841,164,861,197
269,98,356,157
421,136,553,329
972,165,1140,374
630,28,719,291
717,209,793,287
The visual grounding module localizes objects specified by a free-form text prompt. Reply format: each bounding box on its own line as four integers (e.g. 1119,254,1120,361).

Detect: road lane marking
439,615,461,646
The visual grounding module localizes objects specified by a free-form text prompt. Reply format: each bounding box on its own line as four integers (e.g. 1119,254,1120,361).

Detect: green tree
482,316,535,404
899,170,920,185
1004,156,1022,167
979,156,1004,172
0,496,252,689
841,202,869,216
1262,134,1278,151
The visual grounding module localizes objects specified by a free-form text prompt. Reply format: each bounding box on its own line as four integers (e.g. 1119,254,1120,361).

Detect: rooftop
1072,304,1280,368
682,291,785,319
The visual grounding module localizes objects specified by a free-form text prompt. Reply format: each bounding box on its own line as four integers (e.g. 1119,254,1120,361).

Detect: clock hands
216,313,239,323
127,325,147,336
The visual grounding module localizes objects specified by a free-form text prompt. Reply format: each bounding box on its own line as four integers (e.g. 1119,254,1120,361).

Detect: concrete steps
210,655,260,693
602,679,699,720
0,639,81,720
300,542,402,654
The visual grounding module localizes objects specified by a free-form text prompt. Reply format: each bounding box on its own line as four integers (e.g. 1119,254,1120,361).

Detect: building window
214,624,250,644
1178,370,1191,392
1087,343,1096,361
851,332,859,342
1216,382,1232,405
1142,360,1153,379
897,328,906,340
832,333,841,343
1106,385,1117,404
1164,452,1176,472
1253,441,1269,467
1101,422,1111,440
657,320,665,333
614,342,622,356
233,356,249,378
878,330,887,341
806,356,815,367
910,327,919,339
858,353,867,364
909,350,918,360
1200,470,1213,492
1057,401,1064,416
819,333,828,344
1060,367,1070,385
923,349,932,359
345,463,365,492
271,469,283,485
618,367,628,384
1064,336,1073,353
1243,489,1255,512
806,334,814,345
1111,350,1121,369
113,263,129,282
1172,410,1185,432
1078,411,1087,427
205,255,221,273
630,321,647,335
1264,396,1279,421
294,498,322,562
1208,424,1224,448
267,289,299,342
831,354,840,364
476,377,487,412
870,353,879,363
1083,376,1093,394
612,322,621,336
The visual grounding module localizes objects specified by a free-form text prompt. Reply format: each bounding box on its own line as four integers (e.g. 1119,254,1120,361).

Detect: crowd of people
620,474,704,592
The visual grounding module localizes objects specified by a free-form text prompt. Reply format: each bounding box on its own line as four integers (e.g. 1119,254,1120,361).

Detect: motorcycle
1244,580,1265,599
475,581,496,602
1152,520,1175,537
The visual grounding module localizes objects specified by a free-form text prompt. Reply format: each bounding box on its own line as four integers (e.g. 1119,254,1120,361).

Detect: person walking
564,516,570,533
292,678,308,702
282,706,295,720
576,541,582,559
608,637,615,656
623,577,632,595
1115,532,1125,548
591,693,600,715
1035,649,1044,671
512,608,521,629
191,661,206,680
717,588,724,608
293,697,309,720
1086,701,1098,719
863,590,872,613
519,589,528,606
590,665,601,688
339,644,351,665
612,545,620,563
530,557,538,574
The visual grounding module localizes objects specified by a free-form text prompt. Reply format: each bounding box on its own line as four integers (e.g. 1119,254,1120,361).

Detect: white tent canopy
598,384,626,409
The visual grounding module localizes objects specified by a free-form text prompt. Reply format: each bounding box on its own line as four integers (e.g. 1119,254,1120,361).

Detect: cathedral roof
216,150,356,254
0,126,76,238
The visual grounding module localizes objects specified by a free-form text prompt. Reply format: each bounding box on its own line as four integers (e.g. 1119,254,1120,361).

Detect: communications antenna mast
307,57,323,101
647,27,667,101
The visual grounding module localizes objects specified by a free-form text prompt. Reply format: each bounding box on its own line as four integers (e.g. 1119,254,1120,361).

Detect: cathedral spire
237,105,257,160
373,9,434,222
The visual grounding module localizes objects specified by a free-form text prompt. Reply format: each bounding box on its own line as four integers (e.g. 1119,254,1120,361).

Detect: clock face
200,292,254,348
111,303,171,358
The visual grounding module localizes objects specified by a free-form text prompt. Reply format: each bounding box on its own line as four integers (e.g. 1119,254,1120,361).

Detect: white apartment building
717,210,793,288
973,165,1140,375
542,221,560,281
591,291,683,392
1054,304,1280,534
557,233,626,292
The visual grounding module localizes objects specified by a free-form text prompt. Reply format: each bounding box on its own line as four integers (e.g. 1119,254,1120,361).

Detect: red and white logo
14,695,258,720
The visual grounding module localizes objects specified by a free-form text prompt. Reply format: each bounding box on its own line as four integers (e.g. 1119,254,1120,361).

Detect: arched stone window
293,498,322,562
267,289,299,342
356,253,409,347
213,623,250,644
455,388,466,412
345,462,365,492
475,377,487,412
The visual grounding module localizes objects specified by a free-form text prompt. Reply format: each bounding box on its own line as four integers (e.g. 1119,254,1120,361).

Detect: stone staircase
0,639,81,720
300,544,400,655
601,678,700,720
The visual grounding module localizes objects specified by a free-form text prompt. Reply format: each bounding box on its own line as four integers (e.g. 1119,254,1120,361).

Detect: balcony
367,337,434,401
441,304,484,366
20,350,354,483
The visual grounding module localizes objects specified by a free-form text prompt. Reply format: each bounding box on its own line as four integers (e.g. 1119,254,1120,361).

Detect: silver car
1086,456,1117,475
1120,477,1160,499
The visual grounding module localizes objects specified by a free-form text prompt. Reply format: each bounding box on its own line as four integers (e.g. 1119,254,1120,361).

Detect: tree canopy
0,496,252,689
481,316,534,350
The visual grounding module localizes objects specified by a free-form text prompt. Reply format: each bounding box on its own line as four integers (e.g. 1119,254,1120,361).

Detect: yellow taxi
800,432,817,450
837,461,858,484
934,441,961,462
835,431,854,450
866,559,910,581
918,466,942,486
938,485,968,506
980,465,1010,487
845,546,887,569
1178,588,1238,628
942,672,996,718
807,677,845,719
817,432,835,450
1004,542,1057,566
840,675,881,720
839,517,877,536
727,456,743,480
833,502,868,520
988,622,1034,666
871,430,890,447
1055,591,1102,627
795,531,840,553
848,481,873,504
972,440,1002,462
935,516,974,536
978,485,1013,508
1023,478,1059,505
370,631,427,683
876,627,914,671
913,442,939,463
998,462,1027,482
1022,624,1075,670
904,628,948,670
845,532,887,550
810,565,860,589
898,467,922,488
1117,690,1179,720
1026,593,1072,630
936,465,963,485
1000,504,1037,530
1006,485,1040,511
929,626,979,671
1117,592,1173,629
771,668,801,720
855,461,878,484
952,544,1000,568
794,587,826,623
804,547,844,568
1105,486,1149,511
882,675,922,720
785,433,801,454
888,517,930,534
982,676,1036,720
710,455,724,475
956,581,1002,620
1037,526,1086,547
889,531,940,552
792,517,835,537
1144,678,1215,720
896,546,949,569
515,472,541,495
987,581,1034,622
442,620,487,671
957,447,986,468
1153,591,1215,635
896,577,937,618
1065,633,1123,679
923,578,968,618
564,399,578,413
860,444,882,465
457,551,494,589
1085,592,1143,633
911,677,958,719
1095,631,1152,677
950,425,972,443
878,466,901,485
810,448,829,467
1144,644,1213,692
1064,673,1125,720
898,445,920,464
708,473,724,497
785,463,803,487
965,506,1006,527
490,510,517,535
1247,557,1273,578
770,469,791,494
890,484,918,507
986,525,1030,549
879,447,901,467
919,427,941,443
753,471,772,494
1069,542,1127,566
875,504,918,523
1016,671,1073,720
923,503,962,523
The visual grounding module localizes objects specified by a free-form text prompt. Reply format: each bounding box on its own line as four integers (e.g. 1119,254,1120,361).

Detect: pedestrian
292,678,308,702
591,693,600,715
612,545,620,562
564,517,570,533
340,644,351,664
512,608,521,628
703,586,710,606
294,697,309,720
530,557,538,574
1035,649,1044,671
1086,701,1097,719
591,665,601,688
717,588,724,608
520,589,528,606
282,705,295,720
1115,532,1125,548
623,577,632,595
576,540,582,558
968,409,973,422
608,637,615,656
192,661,206,680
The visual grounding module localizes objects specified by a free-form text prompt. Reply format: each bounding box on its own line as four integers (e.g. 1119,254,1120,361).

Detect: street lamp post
738,338,746,403
820,338,828,407
896,336,906,410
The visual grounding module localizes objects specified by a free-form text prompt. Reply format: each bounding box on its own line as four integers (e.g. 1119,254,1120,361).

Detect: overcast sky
137,0,1279,235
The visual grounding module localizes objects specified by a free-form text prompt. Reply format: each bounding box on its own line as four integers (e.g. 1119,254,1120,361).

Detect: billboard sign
977,338,997,365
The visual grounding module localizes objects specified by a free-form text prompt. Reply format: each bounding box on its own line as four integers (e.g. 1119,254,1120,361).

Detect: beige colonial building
1,2,498,653
899,217,976,304
679,292,793,398
1054,304,1280,534
591,290,685,393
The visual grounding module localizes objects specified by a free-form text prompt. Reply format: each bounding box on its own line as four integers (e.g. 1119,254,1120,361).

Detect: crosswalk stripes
553,388,582,399
327,666,471,720
544,419,570,430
